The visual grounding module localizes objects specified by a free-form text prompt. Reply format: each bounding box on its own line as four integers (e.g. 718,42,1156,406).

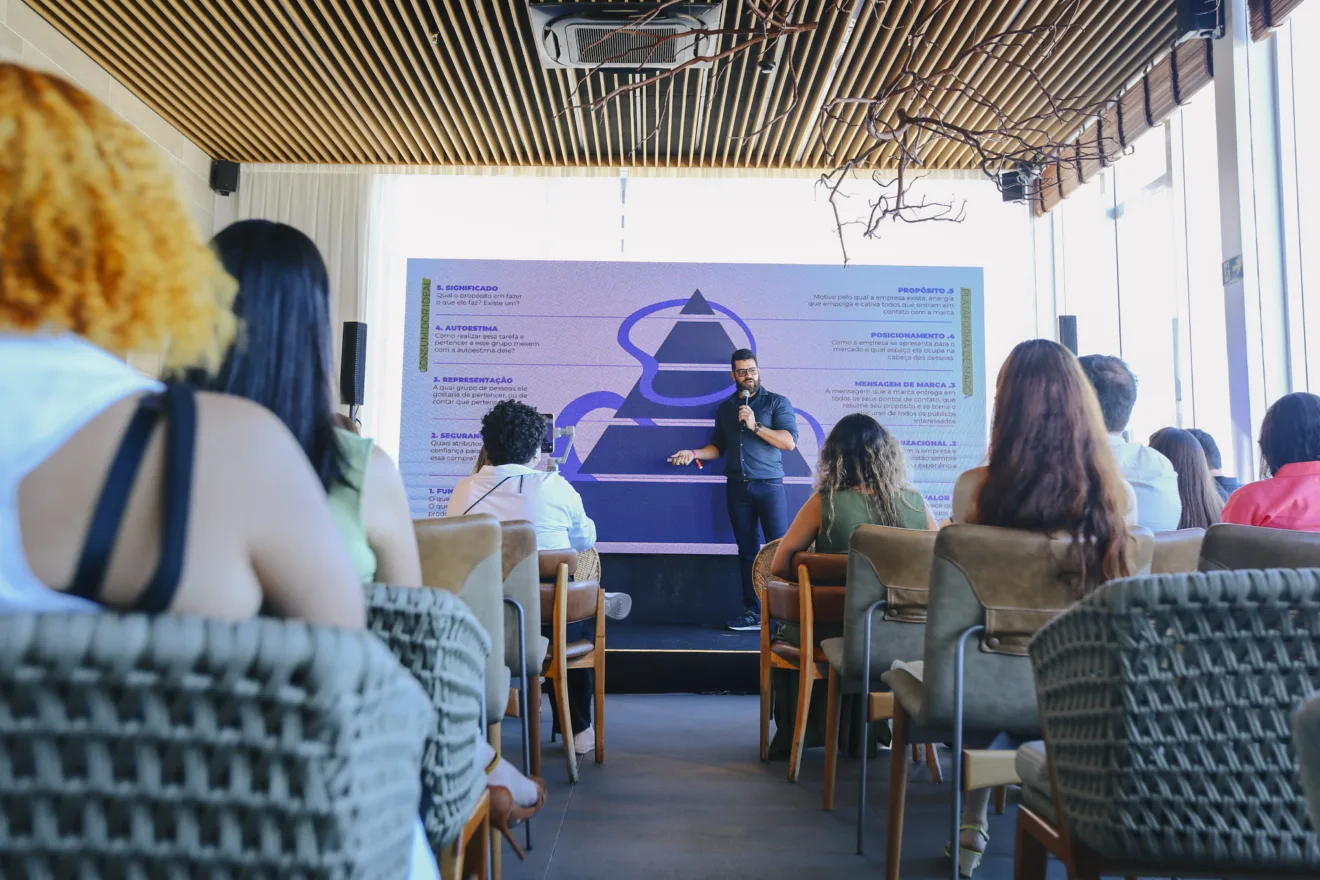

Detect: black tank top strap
66,384,197,613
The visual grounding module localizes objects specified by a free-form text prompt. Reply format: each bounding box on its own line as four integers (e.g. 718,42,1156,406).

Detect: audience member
198,219,546,845
1222,392,1320,531
1077,354,1182,531
0,65,439,878
1149,428,1224,530
1187,427,1242,502
449,399,631,758
766,414,934,760
949,339,1135,876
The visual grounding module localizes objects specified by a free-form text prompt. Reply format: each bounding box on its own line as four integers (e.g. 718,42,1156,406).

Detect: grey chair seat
1015,741,1056,823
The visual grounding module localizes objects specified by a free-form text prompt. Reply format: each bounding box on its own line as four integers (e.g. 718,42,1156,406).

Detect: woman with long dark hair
200,219,545,854
948,338,1135,877
1149,427,1223,530
1223,392,1320,530
764,414,934,761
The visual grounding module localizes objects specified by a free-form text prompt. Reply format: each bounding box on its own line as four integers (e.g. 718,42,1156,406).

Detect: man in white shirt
447,399,629,757
1079,355,1182,532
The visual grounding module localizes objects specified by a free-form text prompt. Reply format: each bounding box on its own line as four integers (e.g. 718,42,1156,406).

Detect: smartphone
541,412,555,453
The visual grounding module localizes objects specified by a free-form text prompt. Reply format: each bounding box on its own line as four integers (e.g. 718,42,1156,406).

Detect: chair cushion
881,668,923,719
539,579,600,624
538,549,579,580
820,637,845,670
1015,740,1051,795
562,639,594,661
770,641,801,664
790,551,849,586
533,635,549,669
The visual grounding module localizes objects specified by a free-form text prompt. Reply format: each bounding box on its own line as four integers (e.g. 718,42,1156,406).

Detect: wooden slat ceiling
23,0,1178,169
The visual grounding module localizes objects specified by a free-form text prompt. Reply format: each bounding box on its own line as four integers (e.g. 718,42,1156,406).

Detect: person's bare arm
363,445,423,586
230,399,366,629
771,494,823,580
926,508,940,530
950,467,986,525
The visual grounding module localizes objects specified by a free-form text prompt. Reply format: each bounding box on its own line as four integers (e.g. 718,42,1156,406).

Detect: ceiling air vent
528,3,724,70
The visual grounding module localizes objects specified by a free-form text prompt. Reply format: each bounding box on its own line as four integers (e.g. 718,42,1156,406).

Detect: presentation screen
399,259,985,554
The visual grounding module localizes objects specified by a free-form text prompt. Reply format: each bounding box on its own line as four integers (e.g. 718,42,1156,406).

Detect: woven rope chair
1299,696,1320,836
1024,568,1320,878
752,539,781,607
0,612,431,879
364,584,490,851
576,547,601,583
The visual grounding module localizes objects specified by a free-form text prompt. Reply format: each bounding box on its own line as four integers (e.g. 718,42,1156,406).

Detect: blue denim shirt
710,387,798,480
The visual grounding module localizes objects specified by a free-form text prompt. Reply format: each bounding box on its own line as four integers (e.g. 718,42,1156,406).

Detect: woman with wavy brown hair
947,337,1134,876
765,414,935,761
1149,427,1224,530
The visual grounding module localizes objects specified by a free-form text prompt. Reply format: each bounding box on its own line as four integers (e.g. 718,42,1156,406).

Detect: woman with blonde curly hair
764,414,935,759
0,63,441,879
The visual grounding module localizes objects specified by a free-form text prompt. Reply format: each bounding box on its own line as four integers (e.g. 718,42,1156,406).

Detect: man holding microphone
669,349,798,631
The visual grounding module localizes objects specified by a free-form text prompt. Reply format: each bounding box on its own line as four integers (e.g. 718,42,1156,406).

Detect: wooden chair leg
886,700,910,880
593,656,605,764
927,743,943,784
528,679,541,779
552,670,577,783
1012,805,1048,880
822,665,841,810
911,743,920,763
758,614,772,762
994,784,1007,815
788,660,814,783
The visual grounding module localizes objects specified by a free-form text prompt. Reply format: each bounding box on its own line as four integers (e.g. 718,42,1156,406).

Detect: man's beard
739,378,760,395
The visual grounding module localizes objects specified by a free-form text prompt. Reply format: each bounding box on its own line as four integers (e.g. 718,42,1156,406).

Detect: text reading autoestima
437,377,515,384
441,325,499,332
443,285,499,291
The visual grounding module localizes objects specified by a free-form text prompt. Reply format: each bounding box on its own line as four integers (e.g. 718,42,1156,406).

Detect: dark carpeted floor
496,694,1069,880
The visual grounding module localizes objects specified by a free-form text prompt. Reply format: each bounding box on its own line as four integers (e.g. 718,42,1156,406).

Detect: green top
816,487,929,553
327,427,377,584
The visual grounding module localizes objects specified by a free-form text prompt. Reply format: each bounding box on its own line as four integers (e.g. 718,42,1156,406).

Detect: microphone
740,388,751,430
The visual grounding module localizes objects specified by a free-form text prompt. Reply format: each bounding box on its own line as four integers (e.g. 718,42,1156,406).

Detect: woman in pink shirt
1223,392,1320,531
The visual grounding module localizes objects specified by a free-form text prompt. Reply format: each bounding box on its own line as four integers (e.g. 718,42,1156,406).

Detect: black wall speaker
999,169,1028,203
340,322,367,409
1058,315,1079,355
1176,0,1223,39
209,159,240,196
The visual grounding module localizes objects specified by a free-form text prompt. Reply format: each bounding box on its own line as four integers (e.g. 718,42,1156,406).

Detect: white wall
0,1,214,236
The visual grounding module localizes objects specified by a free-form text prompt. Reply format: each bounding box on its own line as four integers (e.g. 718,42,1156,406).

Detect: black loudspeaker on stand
340,322,367,424
1058,315,1078,355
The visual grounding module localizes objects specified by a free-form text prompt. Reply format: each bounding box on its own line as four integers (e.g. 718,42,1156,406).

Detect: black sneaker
726,608,761,631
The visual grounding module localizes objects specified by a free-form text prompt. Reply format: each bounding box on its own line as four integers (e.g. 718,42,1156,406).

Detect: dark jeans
726,477,789,611
542,619,593,736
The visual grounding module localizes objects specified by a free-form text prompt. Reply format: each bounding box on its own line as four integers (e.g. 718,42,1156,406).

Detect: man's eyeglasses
733,368,759,378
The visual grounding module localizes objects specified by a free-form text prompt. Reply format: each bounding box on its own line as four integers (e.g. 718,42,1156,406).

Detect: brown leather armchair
535,549,605,784
760,552,848,782
1198,522,1320,570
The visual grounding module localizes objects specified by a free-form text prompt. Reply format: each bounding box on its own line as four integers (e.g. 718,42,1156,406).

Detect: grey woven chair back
1200,523,1320,572
838,524,937,678
917,524,1154,737
365,583,489,852
1031,569,1320,873
0,612,431,879
414,513,506,726
1299,696,1320,839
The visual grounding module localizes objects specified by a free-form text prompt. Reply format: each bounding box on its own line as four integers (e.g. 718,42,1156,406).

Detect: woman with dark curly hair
1222,392,1320,531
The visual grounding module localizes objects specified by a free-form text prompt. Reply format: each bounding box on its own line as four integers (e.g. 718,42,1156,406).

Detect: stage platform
604,624,758,695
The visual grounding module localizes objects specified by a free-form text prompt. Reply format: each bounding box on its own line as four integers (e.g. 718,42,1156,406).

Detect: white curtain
232,166,376,375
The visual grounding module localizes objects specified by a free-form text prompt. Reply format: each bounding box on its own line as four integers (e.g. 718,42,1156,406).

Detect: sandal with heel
943,822,990,878
488,777,547,860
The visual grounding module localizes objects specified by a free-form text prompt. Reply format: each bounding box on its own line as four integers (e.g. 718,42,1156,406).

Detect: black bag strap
462,474,519,516
67,384,197,612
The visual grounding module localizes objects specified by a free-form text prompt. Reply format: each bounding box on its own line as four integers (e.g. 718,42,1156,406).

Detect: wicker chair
1019,569,1320,879
0,612,431,879
1298,696,1320,836
364,584,490,853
